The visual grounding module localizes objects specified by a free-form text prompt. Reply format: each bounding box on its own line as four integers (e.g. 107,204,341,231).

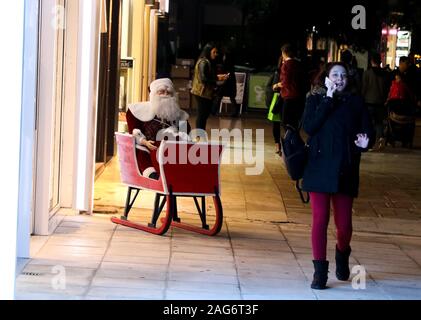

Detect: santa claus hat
149,78,174,96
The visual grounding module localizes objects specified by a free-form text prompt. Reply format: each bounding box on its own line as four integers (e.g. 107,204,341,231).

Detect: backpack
280,125,309,203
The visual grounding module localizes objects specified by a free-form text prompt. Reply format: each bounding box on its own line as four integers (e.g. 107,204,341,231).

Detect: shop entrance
95,0,122,175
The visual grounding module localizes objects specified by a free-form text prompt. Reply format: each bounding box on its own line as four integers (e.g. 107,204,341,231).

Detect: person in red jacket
387,74,412,101
273,43,307,130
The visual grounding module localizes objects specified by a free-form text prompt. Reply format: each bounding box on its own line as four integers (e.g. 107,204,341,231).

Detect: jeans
193,95,213,131
367,103,387,141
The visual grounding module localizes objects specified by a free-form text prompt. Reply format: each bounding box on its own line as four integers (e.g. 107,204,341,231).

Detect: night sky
193,0,420,68
166,0,421,72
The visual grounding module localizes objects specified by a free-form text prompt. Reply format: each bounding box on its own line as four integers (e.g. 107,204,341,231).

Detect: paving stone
86,286,164,300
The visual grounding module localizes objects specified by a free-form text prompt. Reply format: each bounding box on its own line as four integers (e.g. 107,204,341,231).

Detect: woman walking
302,62,374,289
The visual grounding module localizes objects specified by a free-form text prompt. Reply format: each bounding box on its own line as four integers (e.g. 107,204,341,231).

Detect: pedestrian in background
301,62,374,290
266,55,283,155
308,57,326,94
385,56,417,148
191,43,228,132
362,52,389,150
273,43,306,130
340,49,361,94
215,49,240,117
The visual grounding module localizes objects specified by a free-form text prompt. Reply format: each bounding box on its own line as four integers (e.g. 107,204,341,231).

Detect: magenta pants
309,192,353,261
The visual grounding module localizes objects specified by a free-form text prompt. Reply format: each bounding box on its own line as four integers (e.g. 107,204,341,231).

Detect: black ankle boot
335,245,351,281
311,260,329,290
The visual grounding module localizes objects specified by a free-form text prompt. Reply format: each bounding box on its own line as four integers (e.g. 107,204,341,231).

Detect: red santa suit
126,78,190,179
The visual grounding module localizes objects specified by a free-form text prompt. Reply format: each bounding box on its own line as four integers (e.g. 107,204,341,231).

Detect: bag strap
297,105,306,130
295,180,310,204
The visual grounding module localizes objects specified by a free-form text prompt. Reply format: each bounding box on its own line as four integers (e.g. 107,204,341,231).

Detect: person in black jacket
301,62,374,290
217,50,240,117
361,52,389,150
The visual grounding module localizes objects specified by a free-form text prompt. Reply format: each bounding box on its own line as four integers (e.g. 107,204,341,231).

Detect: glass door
49,0,66,214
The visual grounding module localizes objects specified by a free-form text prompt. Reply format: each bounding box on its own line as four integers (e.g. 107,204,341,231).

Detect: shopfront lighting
145,0,155,7
153,2,166,17
158,11,167,18
159,0,170,16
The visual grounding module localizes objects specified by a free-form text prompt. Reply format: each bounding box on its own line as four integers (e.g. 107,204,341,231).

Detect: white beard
151,95,181,123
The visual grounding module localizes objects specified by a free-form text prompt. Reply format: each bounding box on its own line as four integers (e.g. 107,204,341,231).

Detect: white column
121,0,130,58
61,0,80,208
132,0,146,102
74,0,101,213
34,0,60,235
149,9,159,82
0,1,25,300
142,5,152,100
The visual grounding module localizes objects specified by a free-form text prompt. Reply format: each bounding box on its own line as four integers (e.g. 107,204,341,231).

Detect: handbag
272,94,283,114
267,93,281,122
280,124,309,203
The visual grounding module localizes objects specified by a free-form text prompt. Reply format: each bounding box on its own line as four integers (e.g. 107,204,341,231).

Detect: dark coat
301,93,374,198
219,71,236,98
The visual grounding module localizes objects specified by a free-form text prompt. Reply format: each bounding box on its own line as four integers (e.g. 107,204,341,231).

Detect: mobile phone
325,77,333,88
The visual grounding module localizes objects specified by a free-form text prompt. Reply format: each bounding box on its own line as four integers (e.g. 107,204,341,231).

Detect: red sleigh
111,133,225,236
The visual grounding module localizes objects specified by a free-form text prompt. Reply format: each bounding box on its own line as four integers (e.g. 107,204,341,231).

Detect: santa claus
126,78,191,180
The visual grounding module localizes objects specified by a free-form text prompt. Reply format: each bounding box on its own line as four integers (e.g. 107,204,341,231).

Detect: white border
0,0,25,300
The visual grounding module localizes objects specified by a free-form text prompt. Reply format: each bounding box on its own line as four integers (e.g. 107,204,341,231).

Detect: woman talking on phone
301,62,374,290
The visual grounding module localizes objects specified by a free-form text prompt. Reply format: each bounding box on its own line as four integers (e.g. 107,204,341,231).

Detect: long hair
199,42,216,60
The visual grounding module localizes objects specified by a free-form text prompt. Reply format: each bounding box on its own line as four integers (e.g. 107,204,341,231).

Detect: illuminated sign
397,31,410,48
121,58,134,69
396,30,411,66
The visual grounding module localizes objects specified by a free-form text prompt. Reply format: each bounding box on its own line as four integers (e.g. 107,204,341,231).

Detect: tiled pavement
15,115,421,300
